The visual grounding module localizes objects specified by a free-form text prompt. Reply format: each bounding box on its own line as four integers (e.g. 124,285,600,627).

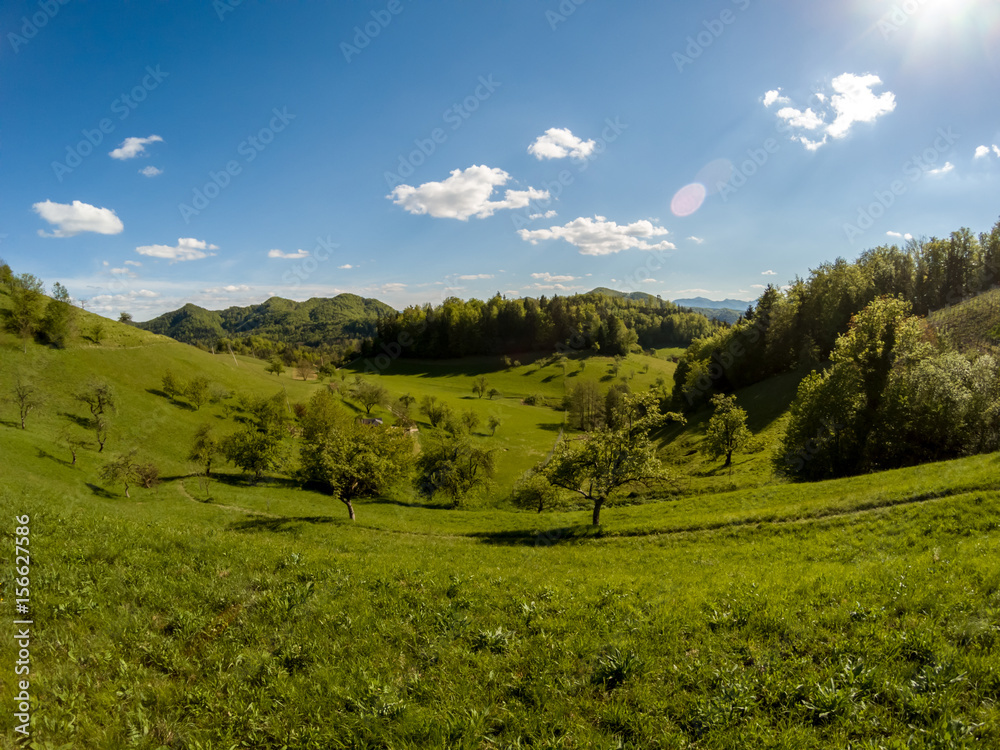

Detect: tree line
673,221,1000,408
776,296,1000,480
372,291,722,360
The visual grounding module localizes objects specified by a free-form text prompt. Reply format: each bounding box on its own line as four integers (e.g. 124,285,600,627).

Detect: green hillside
4,286,1000,746
138,293,398,347
928,286,1000,355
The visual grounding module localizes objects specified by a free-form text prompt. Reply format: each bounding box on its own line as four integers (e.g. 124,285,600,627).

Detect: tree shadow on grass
467,525,596,547
536,423,564,432
366,497,454,511
144,389,195,410
229,515,338,533
86,483,116,499
206,473,301,490
36,447,71,467
60,411,92,429
0,419,21,429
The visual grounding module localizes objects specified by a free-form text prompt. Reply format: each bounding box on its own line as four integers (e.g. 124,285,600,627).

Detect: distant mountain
137,294,398,346
587,287,672,308
672,297,752,310
682,307,742,326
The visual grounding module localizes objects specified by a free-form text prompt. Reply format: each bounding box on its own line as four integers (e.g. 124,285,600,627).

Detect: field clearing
4,316,1000,747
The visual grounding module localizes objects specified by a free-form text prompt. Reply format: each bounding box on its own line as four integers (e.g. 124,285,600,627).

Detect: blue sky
3,0,999,320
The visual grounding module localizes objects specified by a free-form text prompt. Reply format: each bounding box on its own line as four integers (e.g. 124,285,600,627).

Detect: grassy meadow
2,313,1000,748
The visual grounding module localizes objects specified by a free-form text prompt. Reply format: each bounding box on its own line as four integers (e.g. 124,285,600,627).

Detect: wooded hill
137,294,397,347
371,289,724,359
674,220,1000,407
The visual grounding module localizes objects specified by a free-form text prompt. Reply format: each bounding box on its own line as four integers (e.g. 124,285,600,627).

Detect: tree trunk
124,484,130,498
724,451,732,468
592,497,604,526
342,498,355,521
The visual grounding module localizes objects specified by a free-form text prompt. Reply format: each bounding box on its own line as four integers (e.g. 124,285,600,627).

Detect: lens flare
696,159,734,196
671,183,707,217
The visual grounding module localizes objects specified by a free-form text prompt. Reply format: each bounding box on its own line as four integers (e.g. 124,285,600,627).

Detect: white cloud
204,284,251,294
268,248,309,259
640,278,657,283
109,135,163,160
528,283,583,292
886,231,914,240
88,289,159,311
777,106,825,130
338,264,354,269
110,267,136,277
458,274,494,280
33,199,124,238
827,73,896,139
763,89,790,107
136,237,218,262
687,236,705,244
927,162,954,176
389,166,549,221
527,127,596,160
764,73,896,149
124,260,142,266
975,145,991,159
531,272,578,283
796,135,828,151
529,210,557,220
751,284,766,289
139,166,163,177
518,216,675,256
762,270,777,275
995,146,1000,157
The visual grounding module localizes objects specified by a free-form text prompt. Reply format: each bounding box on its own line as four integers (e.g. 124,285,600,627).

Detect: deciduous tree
703,394,753,469
539,392,683,525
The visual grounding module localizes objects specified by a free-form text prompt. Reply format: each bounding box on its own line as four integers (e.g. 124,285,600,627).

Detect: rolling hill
137,293,398,347
4,281,1000,746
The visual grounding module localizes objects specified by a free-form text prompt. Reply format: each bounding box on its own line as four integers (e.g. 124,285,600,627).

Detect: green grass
3,313,1000,748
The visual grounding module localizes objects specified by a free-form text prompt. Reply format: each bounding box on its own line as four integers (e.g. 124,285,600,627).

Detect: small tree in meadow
189,424,222,477
350,379,389,415
9,376,41,430
100,450,142,498
538,392,683,525
472,375,490,399
703,394,753,470
186,376,211,411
